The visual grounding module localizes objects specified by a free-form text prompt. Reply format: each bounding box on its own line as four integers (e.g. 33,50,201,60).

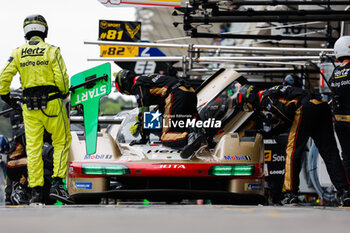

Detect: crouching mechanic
114,70,206,158
236,84,350,206
0,15,72,203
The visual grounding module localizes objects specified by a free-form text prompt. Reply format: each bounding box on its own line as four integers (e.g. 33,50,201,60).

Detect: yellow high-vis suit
0,36,71,188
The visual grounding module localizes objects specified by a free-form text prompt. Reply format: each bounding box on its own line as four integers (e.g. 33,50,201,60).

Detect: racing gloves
129,122,141,137
129,115,149,145
129,115,141,137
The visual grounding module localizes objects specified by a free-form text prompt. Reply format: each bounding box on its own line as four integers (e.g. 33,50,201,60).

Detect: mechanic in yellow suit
0,15,72,203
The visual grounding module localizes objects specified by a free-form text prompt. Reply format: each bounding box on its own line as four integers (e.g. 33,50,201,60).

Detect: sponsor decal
263,139,277,144
244,183,261,191
155,164,186,169
264,152,285,163
146,149,182,154
20,60,49,67
21,47,45,58
264,150,272,162
100,20,120,29
334,68,350,79
272,154,285,162
330,79,350,88
75,182,92,190
269,169,285,175
224,155,252,161
201,158,218,162
84,154,113,160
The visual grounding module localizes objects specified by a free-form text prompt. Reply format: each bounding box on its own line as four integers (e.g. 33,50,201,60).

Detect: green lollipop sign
70,63,111,155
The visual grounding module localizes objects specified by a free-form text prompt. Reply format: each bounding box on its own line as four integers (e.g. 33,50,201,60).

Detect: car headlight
208,165,255,176
81,163,131,175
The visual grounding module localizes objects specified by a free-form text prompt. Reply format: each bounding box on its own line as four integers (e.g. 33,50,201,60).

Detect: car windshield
198,81,241,124
117,111,162,144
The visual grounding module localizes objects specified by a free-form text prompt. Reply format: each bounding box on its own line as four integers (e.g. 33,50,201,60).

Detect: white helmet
334,36,350,60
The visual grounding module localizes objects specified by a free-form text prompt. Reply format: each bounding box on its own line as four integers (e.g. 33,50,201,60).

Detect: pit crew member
283,74,303,88
236,84,350,206
330,35,350,180
0,15,71,203
114,70,206,159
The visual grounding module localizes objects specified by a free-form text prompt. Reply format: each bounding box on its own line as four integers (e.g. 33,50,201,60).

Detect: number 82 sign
100,45,139,57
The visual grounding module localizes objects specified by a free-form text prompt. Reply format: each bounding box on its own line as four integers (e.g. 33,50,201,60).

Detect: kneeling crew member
236,84,350,206
114,70,205,158
0,15,72,203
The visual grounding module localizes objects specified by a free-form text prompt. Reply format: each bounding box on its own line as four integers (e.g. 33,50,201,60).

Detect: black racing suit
260,85,349,193
329,61,350,179
2,88,23,137
2,88,24,202
132,74,198,147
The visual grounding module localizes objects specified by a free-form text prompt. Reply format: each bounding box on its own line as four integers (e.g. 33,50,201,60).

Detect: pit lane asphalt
0,205,349,233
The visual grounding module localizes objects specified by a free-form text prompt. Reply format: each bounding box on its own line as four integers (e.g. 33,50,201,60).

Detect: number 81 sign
98,20,141,57
99,20,141,42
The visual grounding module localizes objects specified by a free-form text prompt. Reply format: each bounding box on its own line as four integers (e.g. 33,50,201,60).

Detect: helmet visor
23,23,46,35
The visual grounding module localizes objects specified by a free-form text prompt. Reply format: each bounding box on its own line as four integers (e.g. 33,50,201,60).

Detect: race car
66,67,265,204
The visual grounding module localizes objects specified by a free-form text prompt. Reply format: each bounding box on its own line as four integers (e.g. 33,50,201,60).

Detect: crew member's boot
340,189,350,207
180,132,206,159
11,182,31,205
280,192,299,206
49,177,70,200
30,186,43,204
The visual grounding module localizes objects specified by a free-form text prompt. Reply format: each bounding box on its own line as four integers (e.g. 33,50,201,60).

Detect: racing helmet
0,135,9,154
236,84,259,112
334,36,350,61
114,69,136,95
23,14,48,40
283,74,303,88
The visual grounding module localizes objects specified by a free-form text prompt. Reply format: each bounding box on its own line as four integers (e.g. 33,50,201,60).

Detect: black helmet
23,14,48,40
283,74,302,88
236,84,259,112
114,69,136,95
